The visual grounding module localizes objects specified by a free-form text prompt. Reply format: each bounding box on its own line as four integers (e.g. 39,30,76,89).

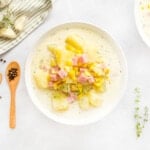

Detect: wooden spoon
6,61,21,129
0,73,2,84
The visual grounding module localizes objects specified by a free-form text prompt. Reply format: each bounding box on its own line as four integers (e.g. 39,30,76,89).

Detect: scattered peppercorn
0,58,6,63
7,68,18,81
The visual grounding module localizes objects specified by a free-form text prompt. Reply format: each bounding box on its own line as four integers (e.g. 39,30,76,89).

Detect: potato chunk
89,92,102,107
52,98,69,111
34,70,49,89
47,45,61,63
65,35,84,53
79,97,90,110
48,45,74,66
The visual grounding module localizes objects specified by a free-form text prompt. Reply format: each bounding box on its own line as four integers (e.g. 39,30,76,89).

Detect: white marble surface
0,0,150,149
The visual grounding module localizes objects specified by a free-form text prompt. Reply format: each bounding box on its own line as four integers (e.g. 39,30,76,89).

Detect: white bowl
25,22,128,125
135,0,150,47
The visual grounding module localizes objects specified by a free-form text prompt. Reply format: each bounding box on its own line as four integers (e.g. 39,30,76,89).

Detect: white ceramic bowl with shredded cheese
25,22,128,126
135,0,150,47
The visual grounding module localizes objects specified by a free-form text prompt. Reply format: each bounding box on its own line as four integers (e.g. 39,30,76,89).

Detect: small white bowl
135,0,150,47
25,22,128,126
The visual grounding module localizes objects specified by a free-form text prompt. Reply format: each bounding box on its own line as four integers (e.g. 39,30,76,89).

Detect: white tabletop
0,0,150,149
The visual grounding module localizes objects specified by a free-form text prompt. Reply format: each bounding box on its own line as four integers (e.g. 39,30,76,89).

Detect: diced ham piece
77,73,88,83
97,63,106,70
87,76,95,84
49,81,54,88
57,69,67,79
72,54,88,66
78,54,88,64
50,66,60,74
80,68,86,73
67,92,77,103
50,74,59,81
72,56,78,66
78,73,95,84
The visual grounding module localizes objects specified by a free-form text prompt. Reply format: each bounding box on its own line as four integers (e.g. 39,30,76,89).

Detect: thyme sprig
134,88,149,138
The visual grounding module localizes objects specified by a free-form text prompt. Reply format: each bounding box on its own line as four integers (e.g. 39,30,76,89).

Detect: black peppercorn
0,58,6,63
7,68,18,81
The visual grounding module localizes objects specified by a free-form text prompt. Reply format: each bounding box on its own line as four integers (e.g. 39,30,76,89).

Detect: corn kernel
50,59,57,66
104,68,110,75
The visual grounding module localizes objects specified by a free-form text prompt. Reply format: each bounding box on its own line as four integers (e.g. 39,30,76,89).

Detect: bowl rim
134,0,150,47
25,22,128,126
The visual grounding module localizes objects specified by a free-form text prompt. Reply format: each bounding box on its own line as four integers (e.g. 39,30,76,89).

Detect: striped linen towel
0,0,52,55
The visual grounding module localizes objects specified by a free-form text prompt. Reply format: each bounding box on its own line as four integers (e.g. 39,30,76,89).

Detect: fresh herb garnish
134,88,149,138
59,83,70,94
82,85,92,94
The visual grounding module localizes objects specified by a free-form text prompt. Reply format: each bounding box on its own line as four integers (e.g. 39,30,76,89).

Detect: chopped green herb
82,85,92,94
59,84,70,93
134,88,149,138
143,106,149,127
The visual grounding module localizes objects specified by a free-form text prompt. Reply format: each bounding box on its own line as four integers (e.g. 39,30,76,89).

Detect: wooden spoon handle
9,90,16,129
0,73,2,84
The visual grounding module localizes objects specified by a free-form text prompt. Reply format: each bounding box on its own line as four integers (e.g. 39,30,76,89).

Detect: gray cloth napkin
0,0,52,55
